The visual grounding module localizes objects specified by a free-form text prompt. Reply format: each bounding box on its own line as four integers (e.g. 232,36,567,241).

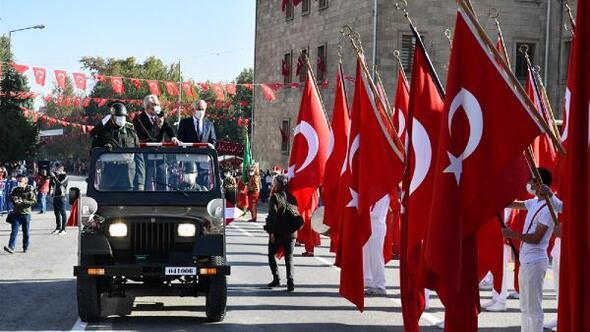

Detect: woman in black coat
264,174,297,291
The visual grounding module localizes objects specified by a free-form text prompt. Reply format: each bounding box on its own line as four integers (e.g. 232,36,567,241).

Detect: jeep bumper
74,264,230,277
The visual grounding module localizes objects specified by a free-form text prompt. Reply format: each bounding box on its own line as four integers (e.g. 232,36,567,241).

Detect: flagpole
341,26,406,160
393,50,409,86
564,2,576,33
374,67,395,117
444,28,453,47
490,9,512,72
458,0,565,155
302,51,331,130
395,0,446,98
489,12,561,227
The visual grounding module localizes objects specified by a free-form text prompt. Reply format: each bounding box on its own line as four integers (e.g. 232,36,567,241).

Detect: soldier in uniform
178,162,207,192
91,103,145,191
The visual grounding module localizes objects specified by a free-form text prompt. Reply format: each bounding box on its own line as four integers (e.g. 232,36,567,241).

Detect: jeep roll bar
139,142,215,149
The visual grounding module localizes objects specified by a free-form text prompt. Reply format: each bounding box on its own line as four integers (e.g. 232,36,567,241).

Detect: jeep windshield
93,152,216,192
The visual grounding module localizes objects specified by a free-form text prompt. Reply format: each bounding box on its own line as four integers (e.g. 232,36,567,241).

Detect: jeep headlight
178,223,196,237
109,223,128,237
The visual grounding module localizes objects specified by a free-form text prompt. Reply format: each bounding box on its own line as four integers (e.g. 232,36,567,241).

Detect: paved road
0,182,558,331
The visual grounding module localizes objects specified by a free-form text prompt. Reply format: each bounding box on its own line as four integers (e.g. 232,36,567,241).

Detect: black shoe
3,246,14,254
267,279,280,287
287,282,294,292
23,248,28,253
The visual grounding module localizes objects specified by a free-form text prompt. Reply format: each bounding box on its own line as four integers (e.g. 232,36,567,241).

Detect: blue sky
0,0,255,97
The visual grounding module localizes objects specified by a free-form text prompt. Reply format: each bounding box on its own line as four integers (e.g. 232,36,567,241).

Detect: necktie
196,120,201,138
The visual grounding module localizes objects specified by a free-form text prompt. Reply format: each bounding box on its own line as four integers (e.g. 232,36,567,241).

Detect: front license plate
165,267,197,276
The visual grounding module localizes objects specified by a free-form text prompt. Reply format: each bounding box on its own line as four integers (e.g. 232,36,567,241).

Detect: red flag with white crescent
32,67,46,86
111,77,125,95
146,80,161,95
54,70,68,89
322,64,350,253
421,10,542,331
181,82,194,97
401,40,444,332
165,82,179,96
72,72,87,90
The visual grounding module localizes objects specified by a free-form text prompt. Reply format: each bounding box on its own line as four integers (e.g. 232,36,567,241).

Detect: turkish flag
401,40,445,332
336,59,365,310
10,63,29,74
288,66,330,251
322,64,350,253
211,84,225,101
146,80,161,95
282,59,290,77
111,77,125,95
260,84,276,102
54,70,68,89
557,0,590,330
225,84,237,96
392,70,410,140
130,78,142,90
164,82,179,96
181,82,194,97
72,72,87,90
93,74,105,82
32,67,46,86
421,10,542,331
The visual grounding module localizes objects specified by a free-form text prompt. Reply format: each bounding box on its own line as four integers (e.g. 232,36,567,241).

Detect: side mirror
206,198,224,221
68,187,80,205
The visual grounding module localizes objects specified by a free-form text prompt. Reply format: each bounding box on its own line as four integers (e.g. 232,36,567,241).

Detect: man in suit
133,95,180,190
133,94,180,144
177,100,217,145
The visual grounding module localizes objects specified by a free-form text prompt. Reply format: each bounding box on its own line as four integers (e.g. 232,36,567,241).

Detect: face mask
153,105,162,114
114,116,126,127
526,182,536,195
249,171,254,176
194,110,205,120
18,180,26,187
183,173,197,184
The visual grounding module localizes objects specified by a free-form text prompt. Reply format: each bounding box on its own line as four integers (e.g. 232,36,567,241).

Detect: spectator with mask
4,174,36,254
34,169,50,214
49,163,69,235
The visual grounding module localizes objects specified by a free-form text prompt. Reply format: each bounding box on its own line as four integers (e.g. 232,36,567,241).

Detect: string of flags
1,61,335,102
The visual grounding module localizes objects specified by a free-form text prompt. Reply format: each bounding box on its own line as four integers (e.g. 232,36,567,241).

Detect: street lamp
7,24,45,55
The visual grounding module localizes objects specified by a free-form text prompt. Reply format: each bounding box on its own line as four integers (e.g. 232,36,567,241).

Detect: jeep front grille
131,222,176,257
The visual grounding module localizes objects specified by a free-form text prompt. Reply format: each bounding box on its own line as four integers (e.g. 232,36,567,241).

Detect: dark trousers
8,214,31,250
53,196,67,231
268,238,295,283
145,158,168,191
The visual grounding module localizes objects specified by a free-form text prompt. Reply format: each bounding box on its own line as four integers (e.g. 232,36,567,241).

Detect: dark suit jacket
133,111,176,143
177,118,217,145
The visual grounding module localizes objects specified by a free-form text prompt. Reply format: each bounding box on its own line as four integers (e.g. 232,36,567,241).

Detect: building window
283,52,292,84
298,49,308,82
302,0,310,15
399,34,417,80
285,0,294,20
319,0,329,10
515,42,536,83
281,119,291,153
317,44,327,82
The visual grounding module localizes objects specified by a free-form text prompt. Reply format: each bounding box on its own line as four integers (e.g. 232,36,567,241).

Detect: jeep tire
77,275,101,322
205,275,227,322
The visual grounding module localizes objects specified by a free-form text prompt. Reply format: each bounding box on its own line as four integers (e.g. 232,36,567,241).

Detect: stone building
252,0,575,169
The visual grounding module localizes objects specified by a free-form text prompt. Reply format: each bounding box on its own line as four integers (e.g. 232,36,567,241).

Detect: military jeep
71,143,230,323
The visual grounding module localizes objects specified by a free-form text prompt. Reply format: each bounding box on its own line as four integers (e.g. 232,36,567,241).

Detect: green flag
242,133,252,183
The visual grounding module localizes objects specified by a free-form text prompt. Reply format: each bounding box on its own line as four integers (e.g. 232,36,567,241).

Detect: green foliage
0,35,40,166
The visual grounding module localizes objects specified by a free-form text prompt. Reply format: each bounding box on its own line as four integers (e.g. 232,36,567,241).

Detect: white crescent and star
443,88,483,185
345,134,360,209
561,88,571,143
287,121,321,177
409,118,432,195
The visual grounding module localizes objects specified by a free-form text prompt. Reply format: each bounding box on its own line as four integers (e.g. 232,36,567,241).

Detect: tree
0,35,40,166
79,56,191,117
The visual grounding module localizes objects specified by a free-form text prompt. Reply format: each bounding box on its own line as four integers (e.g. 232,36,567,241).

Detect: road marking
231,221,442,327
229,223,254,237
70,318,86,331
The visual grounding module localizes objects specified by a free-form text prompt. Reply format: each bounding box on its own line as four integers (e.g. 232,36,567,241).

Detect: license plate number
165,267,197,275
